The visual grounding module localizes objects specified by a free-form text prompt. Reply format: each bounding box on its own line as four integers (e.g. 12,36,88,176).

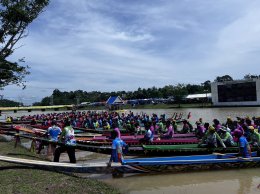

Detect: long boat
2,130,260,157
0,152,259,175
9,125,199,146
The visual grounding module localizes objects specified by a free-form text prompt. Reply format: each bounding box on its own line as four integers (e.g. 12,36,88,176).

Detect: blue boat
117,152,260,174
0,152,259,176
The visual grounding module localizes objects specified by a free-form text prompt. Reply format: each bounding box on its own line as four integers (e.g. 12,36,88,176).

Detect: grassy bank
0,136,120,194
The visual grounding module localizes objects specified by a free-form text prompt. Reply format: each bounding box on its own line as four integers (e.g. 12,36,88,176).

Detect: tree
172,84,188,103
243,74,259,80
0,98,21,106
201,80,211,92
0,0,49,89
214,75,233,82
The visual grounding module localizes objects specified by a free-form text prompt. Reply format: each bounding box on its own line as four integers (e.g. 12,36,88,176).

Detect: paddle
213,152,254,161
213,152,237,158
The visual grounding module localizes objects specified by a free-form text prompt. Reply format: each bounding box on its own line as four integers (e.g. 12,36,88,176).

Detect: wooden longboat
0,152,260,175
1,130,260,157
11,125,199,146
0,132,142,155
76,137,199,146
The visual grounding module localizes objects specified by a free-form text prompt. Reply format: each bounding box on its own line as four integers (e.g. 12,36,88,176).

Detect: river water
1,107,260,194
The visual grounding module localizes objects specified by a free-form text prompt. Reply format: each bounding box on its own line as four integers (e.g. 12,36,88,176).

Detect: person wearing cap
234,128,251,158
248,126,260,147
199,126,226,148
225,117,236,130
219,127,236,147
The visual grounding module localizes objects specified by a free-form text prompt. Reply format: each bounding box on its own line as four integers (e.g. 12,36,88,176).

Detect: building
185,93,212,102
106,96,124,110
211,78,260,106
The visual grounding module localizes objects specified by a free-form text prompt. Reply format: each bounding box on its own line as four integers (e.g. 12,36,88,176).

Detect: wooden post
14,134,21,148
30,138,36,152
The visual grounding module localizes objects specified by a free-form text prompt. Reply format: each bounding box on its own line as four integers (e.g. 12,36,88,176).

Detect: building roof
106,96,124,105
186,93,212,99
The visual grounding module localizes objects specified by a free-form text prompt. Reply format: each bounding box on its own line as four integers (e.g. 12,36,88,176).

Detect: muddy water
1,107,260,124
129,107,260,124
99,169,260,194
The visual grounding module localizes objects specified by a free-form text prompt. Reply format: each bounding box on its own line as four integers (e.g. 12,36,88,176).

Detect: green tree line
32,81,211,106
32,73,259,106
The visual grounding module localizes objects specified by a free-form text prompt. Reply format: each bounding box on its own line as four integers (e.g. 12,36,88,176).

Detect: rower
199,126,226,148
195,121,206,139
219,127,236,147
212,119,222,133
139,121,154,143
233,129,251,158
248,126,260,147
182,120,192,133
161,120,174,139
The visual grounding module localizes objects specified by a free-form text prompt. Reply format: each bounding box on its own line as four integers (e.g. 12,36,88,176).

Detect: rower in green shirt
199,126,226,148
248,126,260,147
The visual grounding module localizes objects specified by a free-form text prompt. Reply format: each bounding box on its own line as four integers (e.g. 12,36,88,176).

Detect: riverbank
0,136,120,194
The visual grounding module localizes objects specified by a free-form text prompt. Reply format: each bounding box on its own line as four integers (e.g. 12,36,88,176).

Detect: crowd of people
5,111,260,162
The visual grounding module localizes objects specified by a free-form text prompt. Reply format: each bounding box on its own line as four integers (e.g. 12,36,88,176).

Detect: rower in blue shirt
234,129,251,158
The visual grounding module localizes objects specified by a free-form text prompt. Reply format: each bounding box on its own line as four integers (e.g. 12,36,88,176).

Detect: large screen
217,82,257,102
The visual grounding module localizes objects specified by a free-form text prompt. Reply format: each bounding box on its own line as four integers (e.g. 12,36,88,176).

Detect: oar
213,152,253,161
172,112,176,119
237,157,253,161
213,152,226,156
178,113,183,120
213,152,238,158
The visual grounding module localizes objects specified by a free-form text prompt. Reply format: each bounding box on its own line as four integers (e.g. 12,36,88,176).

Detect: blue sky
2,0,260,104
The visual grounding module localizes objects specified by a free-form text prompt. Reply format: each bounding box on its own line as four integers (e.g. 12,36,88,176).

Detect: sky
1,0,260,105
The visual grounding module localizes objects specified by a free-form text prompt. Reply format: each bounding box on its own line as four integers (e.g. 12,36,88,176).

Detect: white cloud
2,0,260,104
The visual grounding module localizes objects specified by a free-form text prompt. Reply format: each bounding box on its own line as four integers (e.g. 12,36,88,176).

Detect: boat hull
0,153,260,175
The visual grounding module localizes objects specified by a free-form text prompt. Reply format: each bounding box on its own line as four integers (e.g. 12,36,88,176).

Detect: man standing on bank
54,120,76,163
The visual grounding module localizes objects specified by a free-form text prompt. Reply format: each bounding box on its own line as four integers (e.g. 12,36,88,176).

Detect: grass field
0,136,120,194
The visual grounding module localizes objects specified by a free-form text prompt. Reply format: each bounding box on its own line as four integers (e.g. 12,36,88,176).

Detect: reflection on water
100,169,260,194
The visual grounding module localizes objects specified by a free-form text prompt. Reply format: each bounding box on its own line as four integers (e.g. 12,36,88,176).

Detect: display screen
218,82,257,102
